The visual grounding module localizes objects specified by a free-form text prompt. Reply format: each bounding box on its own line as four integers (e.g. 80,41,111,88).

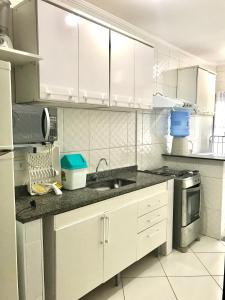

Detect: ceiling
84,0,225,64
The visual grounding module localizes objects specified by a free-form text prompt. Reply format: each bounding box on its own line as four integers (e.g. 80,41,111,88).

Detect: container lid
61,154,88,170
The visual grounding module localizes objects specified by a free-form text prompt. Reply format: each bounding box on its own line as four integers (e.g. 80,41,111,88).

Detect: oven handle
186,186,201,193
181,190,188,227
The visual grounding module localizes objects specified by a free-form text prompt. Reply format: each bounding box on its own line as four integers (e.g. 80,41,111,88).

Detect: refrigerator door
0,151,18,299
0,60,13,150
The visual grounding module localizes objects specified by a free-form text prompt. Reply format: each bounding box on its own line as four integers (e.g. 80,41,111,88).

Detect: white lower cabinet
55,213,104,300
44,182,173,300
17,219,45,300
137,220,167,260
103,204,137,281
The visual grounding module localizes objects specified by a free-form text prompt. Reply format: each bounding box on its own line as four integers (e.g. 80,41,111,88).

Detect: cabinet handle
105,216,110,244
101,216,106,245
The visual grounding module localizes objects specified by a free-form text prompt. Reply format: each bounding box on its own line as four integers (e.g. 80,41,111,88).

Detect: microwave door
13,106,45,144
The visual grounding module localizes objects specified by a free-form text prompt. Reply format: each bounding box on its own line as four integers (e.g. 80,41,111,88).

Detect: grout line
191,249,223,288
158,256,179,300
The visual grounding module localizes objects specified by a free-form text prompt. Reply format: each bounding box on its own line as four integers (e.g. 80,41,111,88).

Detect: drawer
138,206,167,233
138,191,168,217
137,220,167,260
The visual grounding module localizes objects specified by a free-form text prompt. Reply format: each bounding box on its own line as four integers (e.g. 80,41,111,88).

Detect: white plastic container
61,154,88,190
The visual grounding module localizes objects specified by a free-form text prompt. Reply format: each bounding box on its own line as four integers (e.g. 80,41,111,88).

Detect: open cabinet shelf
0,47,41,65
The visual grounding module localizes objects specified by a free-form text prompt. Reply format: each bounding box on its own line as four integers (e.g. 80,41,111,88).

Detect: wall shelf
0,47,41,65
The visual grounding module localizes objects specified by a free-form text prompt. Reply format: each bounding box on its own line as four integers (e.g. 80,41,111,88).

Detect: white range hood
153,93,194,109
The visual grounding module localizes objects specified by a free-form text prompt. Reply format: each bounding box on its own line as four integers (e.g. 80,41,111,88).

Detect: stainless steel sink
87,178,136,192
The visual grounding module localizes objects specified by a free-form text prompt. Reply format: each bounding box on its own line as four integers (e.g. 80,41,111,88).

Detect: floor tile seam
121,275,167,279
191,251,225,253
211,275,224,290
192,250,222,279
158,255,179,300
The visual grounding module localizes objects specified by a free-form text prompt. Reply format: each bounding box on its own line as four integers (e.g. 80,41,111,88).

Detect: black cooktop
145,166,199,179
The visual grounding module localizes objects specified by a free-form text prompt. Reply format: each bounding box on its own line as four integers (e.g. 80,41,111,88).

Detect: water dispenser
170,110,192,155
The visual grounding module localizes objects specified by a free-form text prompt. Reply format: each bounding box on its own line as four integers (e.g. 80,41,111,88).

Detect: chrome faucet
91,158,108,181
96,158,108,173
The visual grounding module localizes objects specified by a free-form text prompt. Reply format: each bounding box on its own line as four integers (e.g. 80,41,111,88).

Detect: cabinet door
134,41,154,109
197,68,216,114
104,203,137,281
55,214,104,300
111,31,135,108
38,0,78,102
79,18,109,105
177,67,198,104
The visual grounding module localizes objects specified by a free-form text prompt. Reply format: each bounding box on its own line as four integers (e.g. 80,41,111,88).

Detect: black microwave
12,105,57,145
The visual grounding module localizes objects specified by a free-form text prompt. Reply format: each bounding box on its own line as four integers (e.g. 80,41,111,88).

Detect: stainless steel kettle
0,0,13,48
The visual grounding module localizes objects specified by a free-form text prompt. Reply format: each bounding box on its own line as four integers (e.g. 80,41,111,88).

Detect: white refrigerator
0,60,18,300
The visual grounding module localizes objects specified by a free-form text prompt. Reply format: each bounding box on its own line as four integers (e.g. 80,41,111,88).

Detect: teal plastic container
61,154,88,190
61,154,88,170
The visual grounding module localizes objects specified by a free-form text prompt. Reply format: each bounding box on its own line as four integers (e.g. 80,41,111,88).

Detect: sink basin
87,178,136,192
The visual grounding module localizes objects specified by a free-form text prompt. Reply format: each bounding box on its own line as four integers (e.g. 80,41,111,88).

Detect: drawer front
137,220,167,260
138,191,168,217
138,206,167,233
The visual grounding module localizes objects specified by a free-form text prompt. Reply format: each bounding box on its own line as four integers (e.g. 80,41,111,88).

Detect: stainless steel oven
145,166,201,252
174,172,201,252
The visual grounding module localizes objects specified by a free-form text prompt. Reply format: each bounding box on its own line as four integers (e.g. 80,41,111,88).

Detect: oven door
182,185,201,227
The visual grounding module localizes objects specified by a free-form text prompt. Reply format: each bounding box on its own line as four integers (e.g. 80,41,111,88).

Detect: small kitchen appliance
170,110,191,155
12,104,57,145
0,0,13,48
145,166,201,252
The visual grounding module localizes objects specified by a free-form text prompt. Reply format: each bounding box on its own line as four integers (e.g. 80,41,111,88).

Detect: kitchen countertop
162,153,225,161
16,166,173,223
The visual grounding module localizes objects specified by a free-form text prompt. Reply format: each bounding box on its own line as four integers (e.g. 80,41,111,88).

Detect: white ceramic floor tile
160,250,209,276
122,254,165,278
195,253,225,275
169,276,222,300
80,279,124,300
123,277,176,300
191,235,225,253
213,276,224,289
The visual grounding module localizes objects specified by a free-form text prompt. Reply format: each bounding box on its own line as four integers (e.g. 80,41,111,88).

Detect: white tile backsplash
110,111,128,148
89,110,110,150
63,109,90,152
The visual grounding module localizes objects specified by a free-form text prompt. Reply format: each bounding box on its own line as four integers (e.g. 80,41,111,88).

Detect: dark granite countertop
16,166,173,224
162,153,225,161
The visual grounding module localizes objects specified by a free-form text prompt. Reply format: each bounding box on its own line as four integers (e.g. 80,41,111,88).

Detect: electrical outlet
14,161,26,171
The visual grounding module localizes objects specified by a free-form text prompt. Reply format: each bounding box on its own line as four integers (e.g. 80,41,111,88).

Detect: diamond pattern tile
89,110,110,150
110,112,128,147
110,147,128,169
128,112,136,146
89,149,109,173
63,108,89,152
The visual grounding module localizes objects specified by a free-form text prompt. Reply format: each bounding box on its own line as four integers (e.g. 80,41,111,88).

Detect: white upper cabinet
110,31,154,109
78,18,109,106
37,0,78,102
197,68,216,115
134,41,154,109
177,66,216,115
110,31,135,108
